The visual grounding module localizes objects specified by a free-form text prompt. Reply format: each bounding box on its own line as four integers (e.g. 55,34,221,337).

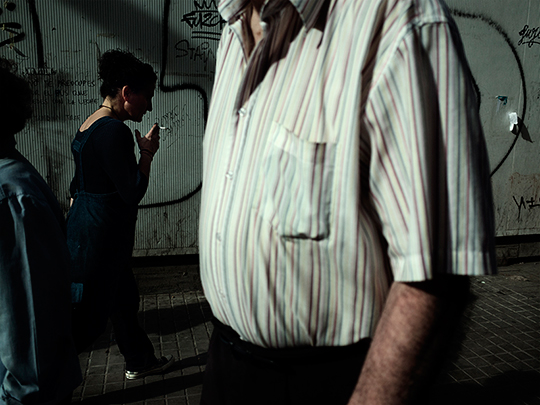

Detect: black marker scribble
451,10,528,178
174,39,215,71
181,0,226,41
139,0,212,209
518,25,540,48
513,196,540,220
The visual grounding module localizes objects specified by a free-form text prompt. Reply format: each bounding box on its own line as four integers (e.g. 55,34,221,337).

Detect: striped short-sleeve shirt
199,0,497,348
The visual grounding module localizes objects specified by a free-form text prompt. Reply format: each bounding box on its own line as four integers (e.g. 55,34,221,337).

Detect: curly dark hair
98,49,157,98
0,58,32,137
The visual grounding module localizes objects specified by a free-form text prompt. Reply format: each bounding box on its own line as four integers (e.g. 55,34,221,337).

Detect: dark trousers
201,319,371,405
71,265,155,370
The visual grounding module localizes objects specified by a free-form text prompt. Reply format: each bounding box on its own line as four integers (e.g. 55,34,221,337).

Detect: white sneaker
125,355,175,380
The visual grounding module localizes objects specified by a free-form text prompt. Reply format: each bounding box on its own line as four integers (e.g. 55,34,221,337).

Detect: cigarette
159,126,168,130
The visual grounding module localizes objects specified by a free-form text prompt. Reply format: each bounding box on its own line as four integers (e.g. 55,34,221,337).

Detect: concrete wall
1,1,539,256
0,0,221,255
445,0,540,239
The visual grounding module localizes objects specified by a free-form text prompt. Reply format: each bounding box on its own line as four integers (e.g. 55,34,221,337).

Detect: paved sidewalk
72,291,211,405
428,262,540,405
72,262,540,405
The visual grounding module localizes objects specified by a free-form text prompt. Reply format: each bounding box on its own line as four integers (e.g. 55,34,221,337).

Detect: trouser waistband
212,317,371,367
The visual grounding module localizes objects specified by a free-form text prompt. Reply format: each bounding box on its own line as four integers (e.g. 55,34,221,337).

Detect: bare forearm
349,276,469,405
138,152,153,178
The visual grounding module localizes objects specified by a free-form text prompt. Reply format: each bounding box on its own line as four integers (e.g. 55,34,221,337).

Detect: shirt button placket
217,104,249,306
225,107,247,182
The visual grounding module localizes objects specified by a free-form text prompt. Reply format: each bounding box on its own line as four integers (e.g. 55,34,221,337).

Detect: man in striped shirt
199,0,496,403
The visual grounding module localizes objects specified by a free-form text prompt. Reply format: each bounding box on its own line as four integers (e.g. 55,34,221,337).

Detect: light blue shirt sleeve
0,160,82,404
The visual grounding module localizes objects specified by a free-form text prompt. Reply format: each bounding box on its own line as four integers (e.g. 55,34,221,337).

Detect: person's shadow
81,302,210,352
429,370,540,405
77,353,207,404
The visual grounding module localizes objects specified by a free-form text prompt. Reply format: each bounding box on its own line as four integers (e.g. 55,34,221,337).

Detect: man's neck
250,1,264,46
251,0,265,13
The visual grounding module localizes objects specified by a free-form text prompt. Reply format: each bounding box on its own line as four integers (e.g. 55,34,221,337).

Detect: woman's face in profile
126,83,155,122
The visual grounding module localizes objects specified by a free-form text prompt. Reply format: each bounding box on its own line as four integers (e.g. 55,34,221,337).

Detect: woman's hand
136,124,160,178
135,123,160,159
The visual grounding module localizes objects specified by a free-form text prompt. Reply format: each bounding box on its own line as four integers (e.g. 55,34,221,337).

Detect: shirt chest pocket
253,122,336,240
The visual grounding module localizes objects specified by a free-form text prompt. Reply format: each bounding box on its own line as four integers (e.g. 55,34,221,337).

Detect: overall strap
72,117,113,192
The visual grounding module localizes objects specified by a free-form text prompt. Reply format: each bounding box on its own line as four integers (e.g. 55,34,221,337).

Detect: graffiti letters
181,10,223,30
25,67,55,75
32,114,81,122
513,196,540,219
158,103,203,145
24,70,98,113
181,1,225,41
518,25,540,47
0,2,27,57
175,40,214,71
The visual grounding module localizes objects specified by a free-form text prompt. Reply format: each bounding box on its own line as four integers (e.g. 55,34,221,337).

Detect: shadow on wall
57,0,173,64
429,370,540,405
57,0,219,87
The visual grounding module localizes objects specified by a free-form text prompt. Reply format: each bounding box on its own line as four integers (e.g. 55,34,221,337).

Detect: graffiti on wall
174,0,224,72
3,1,540,240
518,25,540,47
174,40,215,72
180,0,225,41
504,173,540,232
146,0,224,209
0,0,224,214
449,7,540,235
450,9,530,177
0,2,26,57
513,196,540,220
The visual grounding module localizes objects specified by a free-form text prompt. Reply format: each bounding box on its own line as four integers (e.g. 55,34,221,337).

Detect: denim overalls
67,117,155,370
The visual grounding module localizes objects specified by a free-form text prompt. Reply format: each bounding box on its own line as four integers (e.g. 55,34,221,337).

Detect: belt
212,318,371,368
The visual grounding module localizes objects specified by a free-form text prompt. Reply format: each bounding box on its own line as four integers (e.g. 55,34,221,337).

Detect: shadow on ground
77,354,207,404
77,372,204,404
429,370,540,405
81,302,210,352
139,304,212,336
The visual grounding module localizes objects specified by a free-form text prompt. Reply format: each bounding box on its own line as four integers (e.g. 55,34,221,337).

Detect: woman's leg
110,265,156,370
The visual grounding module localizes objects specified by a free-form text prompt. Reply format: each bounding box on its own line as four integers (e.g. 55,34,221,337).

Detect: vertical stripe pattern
199,0,496,348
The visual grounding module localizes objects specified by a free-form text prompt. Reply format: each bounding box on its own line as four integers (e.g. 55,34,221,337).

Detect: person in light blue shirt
0,58,81,405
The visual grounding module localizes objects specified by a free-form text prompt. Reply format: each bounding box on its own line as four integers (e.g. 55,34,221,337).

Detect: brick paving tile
73,263,540,404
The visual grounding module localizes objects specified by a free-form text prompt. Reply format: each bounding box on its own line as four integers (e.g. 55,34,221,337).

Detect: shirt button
226,171,234,180
238,107,247,116
216,232,222,241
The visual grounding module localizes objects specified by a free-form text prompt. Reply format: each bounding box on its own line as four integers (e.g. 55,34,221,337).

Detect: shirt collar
218,0,327,30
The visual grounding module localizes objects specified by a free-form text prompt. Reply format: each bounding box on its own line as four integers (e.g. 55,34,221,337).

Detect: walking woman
67,49,174,379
